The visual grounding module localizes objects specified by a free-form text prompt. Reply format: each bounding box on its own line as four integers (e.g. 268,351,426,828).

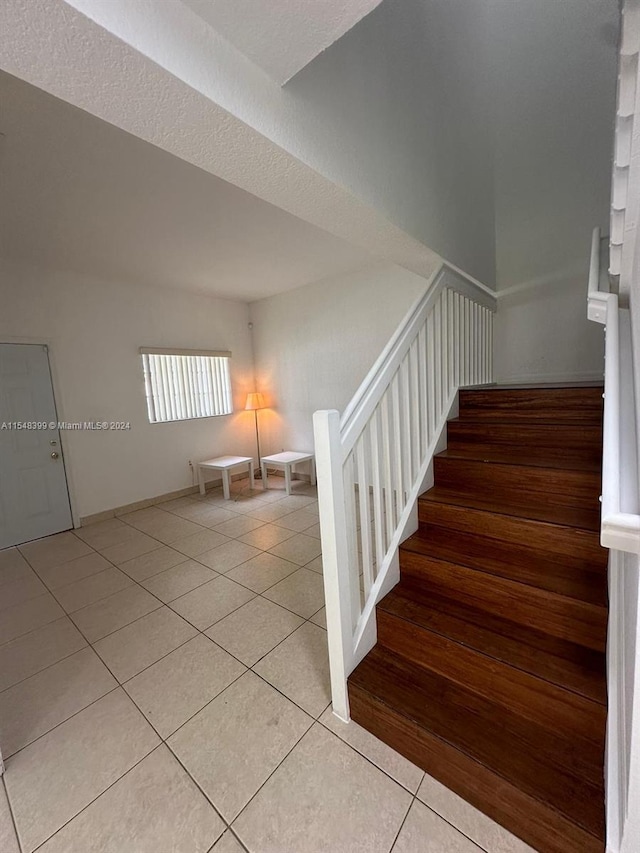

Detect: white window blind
140,348,233,423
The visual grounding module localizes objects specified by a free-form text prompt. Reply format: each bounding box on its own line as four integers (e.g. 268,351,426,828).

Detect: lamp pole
245,392,266,479
253,407,262,478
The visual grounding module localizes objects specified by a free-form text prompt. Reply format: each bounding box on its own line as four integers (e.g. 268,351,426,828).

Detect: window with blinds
140,348,233,423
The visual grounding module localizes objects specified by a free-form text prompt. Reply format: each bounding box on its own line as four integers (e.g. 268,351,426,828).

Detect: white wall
494,270,605,384
250,263,430,453
0,258,256,519
58,0,496,284
489,0,618,383
283,0,496,284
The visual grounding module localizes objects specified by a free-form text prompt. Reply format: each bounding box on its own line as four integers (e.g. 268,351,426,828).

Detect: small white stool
197,455,254,500
260,451,316,496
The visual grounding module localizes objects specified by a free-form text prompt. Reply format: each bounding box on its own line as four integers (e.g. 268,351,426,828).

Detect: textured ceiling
0,0,441,287
181,0,383,84
0,71,374,301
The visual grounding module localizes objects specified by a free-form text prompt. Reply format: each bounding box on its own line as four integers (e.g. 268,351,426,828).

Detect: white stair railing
587,226,640,853
314,263,497,720
587,226,640,553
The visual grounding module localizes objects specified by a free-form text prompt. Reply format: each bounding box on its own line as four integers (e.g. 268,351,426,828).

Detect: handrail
587,226,640,554
340,264,496,458
314,260,497,720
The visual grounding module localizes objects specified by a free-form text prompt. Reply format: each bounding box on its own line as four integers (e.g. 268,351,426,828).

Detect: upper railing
587,226,640,554
313,263,496,720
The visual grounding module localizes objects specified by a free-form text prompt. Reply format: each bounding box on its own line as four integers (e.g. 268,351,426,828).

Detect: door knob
51,451,59,460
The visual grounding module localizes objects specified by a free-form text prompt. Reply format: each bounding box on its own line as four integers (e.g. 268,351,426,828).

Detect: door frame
0,336,80,530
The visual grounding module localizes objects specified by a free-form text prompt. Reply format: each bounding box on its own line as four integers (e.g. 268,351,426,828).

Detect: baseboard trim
78,468,311,527
79,479,239,526
496,371,604,385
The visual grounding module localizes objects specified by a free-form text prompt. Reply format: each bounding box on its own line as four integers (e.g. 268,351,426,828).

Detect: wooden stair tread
420,484,601,531
436,446,602,472
446,417,602,457
403,524,608,606
398,552,606,651
417,496,604,560
376,608,607,732
350,385,607,853
349,685,605,853
433,456,601,508
458,387,604,424
462,382,604,390
349,647,605,840
379,585,607,703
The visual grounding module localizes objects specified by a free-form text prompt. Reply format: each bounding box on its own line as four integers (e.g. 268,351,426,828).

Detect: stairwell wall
490,0,618,384
249,262,430,455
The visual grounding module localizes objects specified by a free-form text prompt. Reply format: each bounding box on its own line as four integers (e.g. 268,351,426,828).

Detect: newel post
313,409,353,721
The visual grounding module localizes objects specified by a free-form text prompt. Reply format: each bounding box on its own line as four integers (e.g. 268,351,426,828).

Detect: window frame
139,347,233,424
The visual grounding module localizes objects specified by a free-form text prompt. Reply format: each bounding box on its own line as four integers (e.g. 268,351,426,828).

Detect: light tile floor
0,478,535,853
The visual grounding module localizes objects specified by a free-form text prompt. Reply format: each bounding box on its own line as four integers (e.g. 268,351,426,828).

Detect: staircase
348,386,608,853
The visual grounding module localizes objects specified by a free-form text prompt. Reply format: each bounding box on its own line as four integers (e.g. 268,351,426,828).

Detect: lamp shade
245,392,266,411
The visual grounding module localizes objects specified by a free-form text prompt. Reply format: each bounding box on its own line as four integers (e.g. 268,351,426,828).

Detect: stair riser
379,588,607,703
403,524,608,606
434,456,601,507
376,610,606,759
445,442,601,465
418,499,604,561
350,654,603,834
399,553,607,651
351,386,607,853
447,420,602,446
447,421,602,460
459,388,603,423
349,685,604,853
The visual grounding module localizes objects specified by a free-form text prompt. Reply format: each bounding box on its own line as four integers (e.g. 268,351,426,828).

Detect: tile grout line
220,711,317,834
26,743,204,853
3,529,324,693
5,485,335,848
386,790,416,853
205,825,251,853
314,715,426,796
10,495,273,845
2,773,24,853
118,501,448,849
223,713,424,849
5,486,520,853
0,626,90,696
9,484,319,639
416,799,498,853
2,505,328,757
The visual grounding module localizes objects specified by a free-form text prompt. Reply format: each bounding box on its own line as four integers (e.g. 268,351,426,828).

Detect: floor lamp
245,392,266,478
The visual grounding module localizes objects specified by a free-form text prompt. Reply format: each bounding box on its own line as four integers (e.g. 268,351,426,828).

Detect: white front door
0,344,72,548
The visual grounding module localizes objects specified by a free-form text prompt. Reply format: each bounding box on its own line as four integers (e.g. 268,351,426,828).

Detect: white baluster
356,433,374,599
391,372,404,524
381,391,395,546
313,409,354,721
409,339,421,481
400,356,413,504
434,295,442,418
343,452,362,624
456,297,461,385
418,324,428,457
427,311,436,441
369,409,386,574
489,310,494,381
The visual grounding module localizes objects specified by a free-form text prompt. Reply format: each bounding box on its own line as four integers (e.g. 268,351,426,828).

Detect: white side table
197,455,254,500
260,451,316,496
